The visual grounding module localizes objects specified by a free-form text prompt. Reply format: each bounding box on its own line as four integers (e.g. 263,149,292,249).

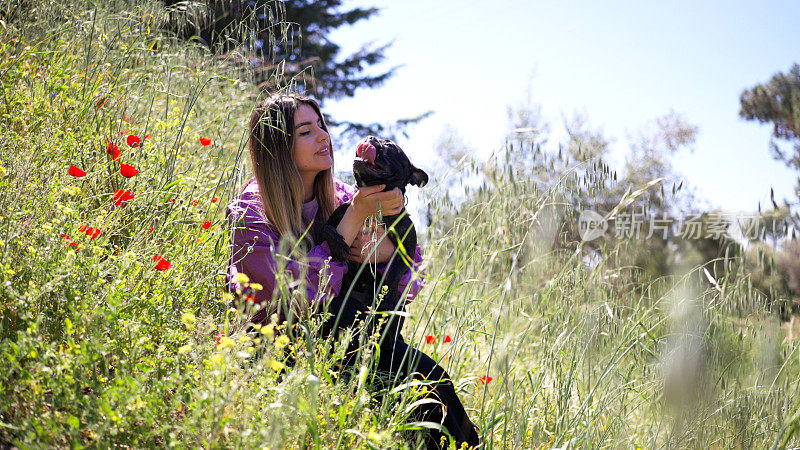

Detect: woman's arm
335,180,424,303
348,224,396,264
349,225,425,303
227,204,349,319
336,202,370,247
337,184,404,244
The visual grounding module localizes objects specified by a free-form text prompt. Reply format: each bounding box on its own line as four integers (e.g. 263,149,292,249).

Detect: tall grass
1,1,799,448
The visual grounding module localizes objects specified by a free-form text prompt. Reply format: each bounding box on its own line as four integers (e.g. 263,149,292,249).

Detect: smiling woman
225,92,480,448
227,91,415,323
292,103,333,202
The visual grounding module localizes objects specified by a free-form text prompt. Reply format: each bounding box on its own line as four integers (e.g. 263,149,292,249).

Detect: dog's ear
410,166,428,187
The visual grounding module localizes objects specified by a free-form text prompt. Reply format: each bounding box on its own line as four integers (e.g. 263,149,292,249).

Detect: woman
226,92,480,448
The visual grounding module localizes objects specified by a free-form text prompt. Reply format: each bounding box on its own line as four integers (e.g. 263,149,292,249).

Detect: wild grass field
1,1,799,448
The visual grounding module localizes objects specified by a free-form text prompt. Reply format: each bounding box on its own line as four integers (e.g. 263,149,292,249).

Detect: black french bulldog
321,136,428,338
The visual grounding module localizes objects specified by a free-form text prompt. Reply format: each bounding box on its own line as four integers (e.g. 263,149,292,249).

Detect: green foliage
1,1,800,448
161,0,391,102
745,239,800,319
740,63,800,192
159,0,429,144
740,63,800,143
421,146,800,447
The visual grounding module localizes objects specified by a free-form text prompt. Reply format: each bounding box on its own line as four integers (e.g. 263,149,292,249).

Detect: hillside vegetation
1,2,799,448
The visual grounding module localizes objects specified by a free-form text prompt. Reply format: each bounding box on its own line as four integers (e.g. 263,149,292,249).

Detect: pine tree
739,63,800,175
161,0,428,141
163,0,392,100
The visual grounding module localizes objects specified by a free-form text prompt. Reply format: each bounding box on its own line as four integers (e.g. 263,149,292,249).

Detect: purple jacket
226,177,425,320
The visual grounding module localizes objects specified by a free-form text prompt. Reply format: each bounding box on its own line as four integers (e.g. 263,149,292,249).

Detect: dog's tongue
357,143,376,164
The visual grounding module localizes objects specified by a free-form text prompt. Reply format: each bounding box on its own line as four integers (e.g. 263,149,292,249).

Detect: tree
563,112,612,162
744,238,800,320
162,0,390,100
739,63,800,192
160,0,429,141
420,125,479,232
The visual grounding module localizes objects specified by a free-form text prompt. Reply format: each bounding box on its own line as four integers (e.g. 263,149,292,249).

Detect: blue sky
325,0,799,213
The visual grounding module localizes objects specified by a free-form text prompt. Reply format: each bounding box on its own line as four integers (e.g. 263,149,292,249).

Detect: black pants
320,294,481,449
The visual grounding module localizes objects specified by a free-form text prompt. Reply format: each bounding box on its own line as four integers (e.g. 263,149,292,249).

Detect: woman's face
292,103,332,176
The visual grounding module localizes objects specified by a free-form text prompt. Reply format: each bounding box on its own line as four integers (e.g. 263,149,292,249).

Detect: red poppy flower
61,234,70,240
168,196,175,203
68,242,81,250
85,227,101,239
120,163,139,178
191,200,199,207
113,189,134,205
444,335,452,343
148,226,154,234
245,295,255,303
68,166,86,177
119,130,127,135
123,115,131,122
425,335,437,344
479,375,493,384
144,134,151,139
215,331,225,345
199,137,212,146
212,197,219,203
126,135,140,148
78,225,87,232
106,142,121,160
153,254,173,271
202,221,212,229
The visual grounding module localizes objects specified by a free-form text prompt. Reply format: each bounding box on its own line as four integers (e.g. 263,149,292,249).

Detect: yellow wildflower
181,312,197,328
217,336,235,350
210,354,224,368
61,186,81,196
261,324,275,340
266,359,285,371
234,273,250,284
274,335,290,349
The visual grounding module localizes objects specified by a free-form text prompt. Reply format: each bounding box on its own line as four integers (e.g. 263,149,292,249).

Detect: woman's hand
337,185,403,249
350,185,404,220
349,225,396,264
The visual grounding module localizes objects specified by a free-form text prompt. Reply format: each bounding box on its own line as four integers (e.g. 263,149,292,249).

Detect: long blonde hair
248,93,337,246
